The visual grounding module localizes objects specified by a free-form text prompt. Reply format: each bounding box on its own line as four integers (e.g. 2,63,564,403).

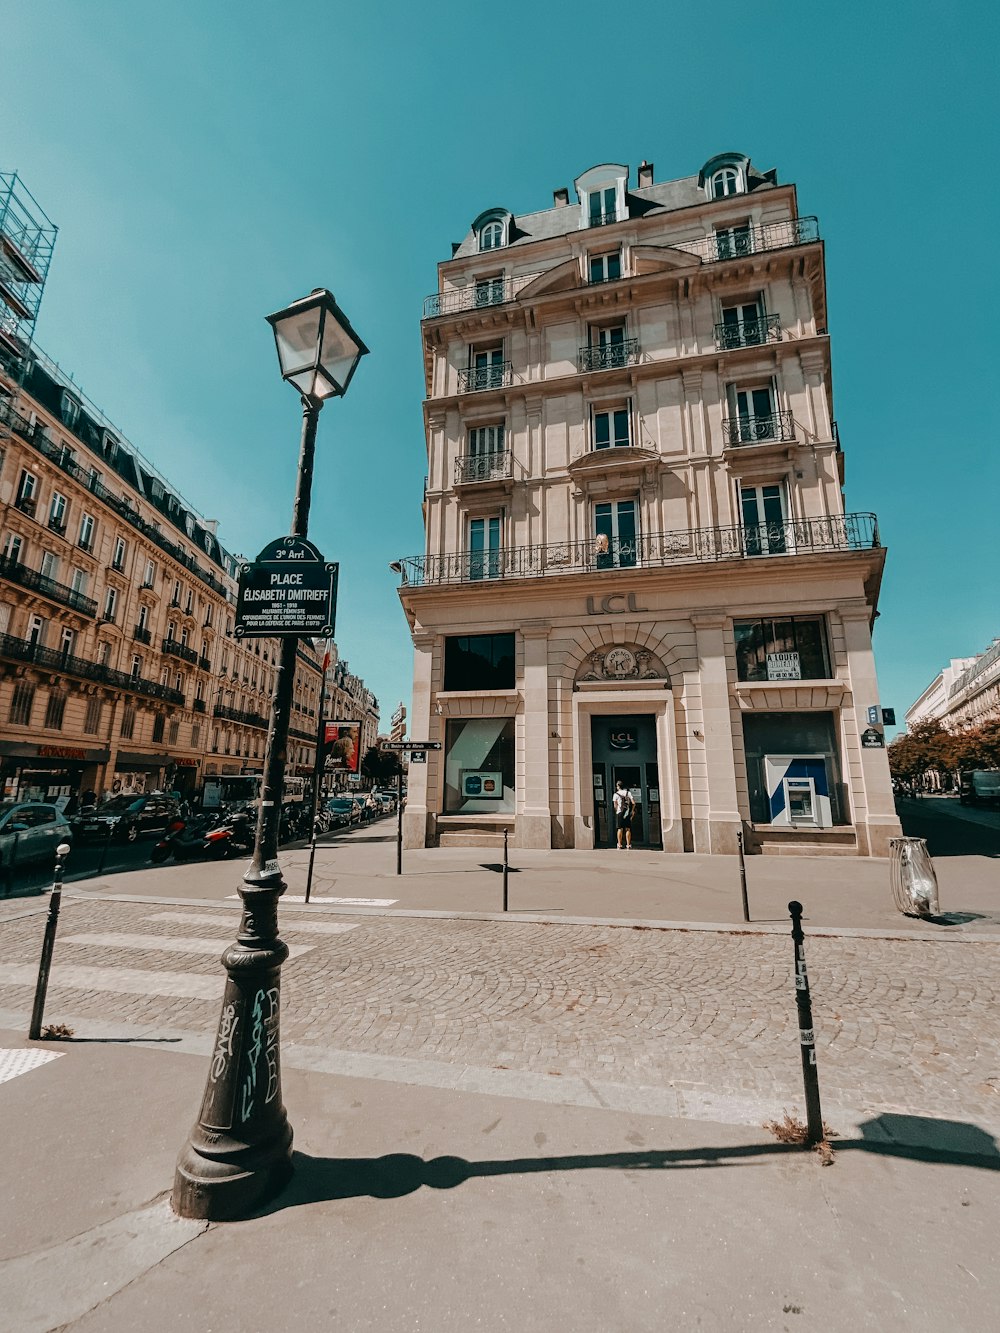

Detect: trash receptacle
889,837,940,918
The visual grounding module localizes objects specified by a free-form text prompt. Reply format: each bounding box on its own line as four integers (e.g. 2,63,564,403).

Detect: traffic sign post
386,742,440,874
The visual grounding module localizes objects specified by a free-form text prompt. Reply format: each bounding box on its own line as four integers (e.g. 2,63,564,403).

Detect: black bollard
96,820,111,877
29,842,72,1040
502,827,509,913
737,827,750,922
304,819,318,904
788,900,824,1144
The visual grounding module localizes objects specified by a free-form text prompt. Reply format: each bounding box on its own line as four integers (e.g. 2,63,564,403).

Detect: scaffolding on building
0,170,58,359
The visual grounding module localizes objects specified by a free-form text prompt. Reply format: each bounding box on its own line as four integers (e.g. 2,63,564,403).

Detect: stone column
402,630,436,849
691,613,741,854
519,623,552,848
840,607,901,856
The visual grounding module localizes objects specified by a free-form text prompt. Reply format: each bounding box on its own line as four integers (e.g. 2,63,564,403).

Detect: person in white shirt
612,780,634,850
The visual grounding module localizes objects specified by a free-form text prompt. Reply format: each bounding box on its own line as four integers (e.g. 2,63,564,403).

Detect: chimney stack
638,160,654,188
553,187,569,207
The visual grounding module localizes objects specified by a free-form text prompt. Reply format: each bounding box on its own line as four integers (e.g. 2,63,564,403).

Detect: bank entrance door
590,714,661,849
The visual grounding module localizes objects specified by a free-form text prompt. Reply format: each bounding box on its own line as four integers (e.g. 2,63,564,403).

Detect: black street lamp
172,290,367,1221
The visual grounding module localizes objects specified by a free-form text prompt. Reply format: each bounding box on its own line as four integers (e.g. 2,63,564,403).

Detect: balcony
578,339,640,373
714,314,781,351
0,554,98,616
722,411,795,447
47,516,67,537
198,655,212,672
394,512,880,587
588,210,620,228
213,703,269,730
457,362,512,393
454,450,514,486
674,216,820,265
420,217,820,318
0,632,185,705
133,624,152,645
193,698,207,714
162,637,198,664
14,494,36,517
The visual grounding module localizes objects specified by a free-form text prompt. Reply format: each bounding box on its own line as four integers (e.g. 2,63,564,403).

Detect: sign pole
396,765,403,876
304,647,329,906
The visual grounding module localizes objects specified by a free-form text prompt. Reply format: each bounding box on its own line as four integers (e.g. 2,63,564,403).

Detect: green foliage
361,746,401,785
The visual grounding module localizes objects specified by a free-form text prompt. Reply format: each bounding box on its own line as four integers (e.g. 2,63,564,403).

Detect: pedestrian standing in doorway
612,779,634,850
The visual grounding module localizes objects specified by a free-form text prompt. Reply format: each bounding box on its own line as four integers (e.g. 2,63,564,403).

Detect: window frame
733,615,832,683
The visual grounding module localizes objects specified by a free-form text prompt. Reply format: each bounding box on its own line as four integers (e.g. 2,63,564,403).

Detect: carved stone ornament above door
576,644,670,684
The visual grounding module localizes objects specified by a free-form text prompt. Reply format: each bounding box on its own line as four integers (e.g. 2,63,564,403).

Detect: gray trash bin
889,837,940,918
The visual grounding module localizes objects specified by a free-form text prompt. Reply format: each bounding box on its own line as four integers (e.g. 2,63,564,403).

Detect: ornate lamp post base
172,884,293,1221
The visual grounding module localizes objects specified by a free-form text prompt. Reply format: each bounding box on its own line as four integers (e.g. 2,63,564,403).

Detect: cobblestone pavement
2,896,999,1132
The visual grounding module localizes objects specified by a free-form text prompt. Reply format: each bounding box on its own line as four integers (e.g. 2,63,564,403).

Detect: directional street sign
235,536,338,638
383,740,441,751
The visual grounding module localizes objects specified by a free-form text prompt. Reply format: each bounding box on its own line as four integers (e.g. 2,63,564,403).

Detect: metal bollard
502,827,509,913
29,842,72,1041
788,900,824,1143
737,827,750,922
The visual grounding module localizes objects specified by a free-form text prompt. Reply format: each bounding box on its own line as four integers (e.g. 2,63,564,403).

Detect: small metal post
737,828,750,923
395,766,403,876
788,900,824,1144
502,827,509,912
29,843,71,1040
97,821,111,876
304,823,318,905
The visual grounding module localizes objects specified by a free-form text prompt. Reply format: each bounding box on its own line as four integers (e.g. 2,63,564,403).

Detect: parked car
959,770,1000,807
72,793,181,843
324,797,357,829
0,802,74,869
351,794,376,823
372,791,395,814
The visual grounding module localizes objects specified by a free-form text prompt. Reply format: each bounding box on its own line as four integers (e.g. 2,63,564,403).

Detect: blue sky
3,1,997,732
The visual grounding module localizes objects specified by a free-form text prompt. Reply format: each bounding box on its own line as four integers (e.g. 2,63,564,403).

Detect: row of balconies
0,397,230,598
0,553,99,617
448,411,798,488
423,217,820,318
396,512,879,587
0,630,186,705
456,320,781,395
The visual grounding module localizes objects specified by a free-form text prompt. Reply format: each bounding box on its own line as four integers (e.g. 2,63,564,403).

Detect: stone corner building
397,152,900,857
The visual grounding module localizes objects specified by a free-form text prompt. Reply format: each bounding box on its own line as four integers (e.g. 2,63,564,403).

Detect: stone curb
60,888,1000,944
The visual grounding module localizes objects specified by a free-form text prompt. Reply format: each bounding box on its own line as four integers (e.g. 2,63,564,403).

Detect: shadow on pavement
254,1114,999,1213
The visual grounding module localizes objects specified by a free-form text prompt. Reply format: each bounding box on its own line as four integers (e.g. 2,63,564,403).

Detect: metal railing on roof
949,641,1000,699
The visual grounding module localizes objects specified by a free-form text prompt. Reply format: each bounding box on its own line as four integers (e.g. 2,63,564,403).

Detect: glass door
469,515,501,581
472,347,504,391
595,499,638,569
741,484,788,556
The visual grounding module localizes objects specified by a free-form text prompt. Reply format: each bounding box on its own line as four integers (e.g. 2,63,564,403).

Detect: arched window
479,220,504,251
711,167,741,198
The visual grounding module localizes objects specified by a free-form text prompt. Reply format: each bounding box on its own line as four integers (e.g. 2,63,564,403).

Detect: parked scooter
150,808,254,863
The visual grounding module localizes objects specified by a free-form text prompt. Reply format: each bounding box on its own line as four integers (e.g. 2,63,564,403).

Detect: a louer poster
322,721,361,773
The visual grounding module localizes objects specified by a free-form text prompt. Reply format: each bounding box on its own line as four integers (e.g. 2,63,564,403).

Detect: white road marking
0,1048,63,1085
150,911,358,936
226,894,397,906
0,963,220,1000
62,932,313,959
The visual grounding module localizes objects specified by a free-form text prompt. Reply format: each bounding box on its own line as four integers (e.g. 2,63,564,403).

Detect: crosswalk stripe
61,932,314,959
150,912,358,937
0,1048,63,1084
271,895,397,907
0,964,220,1000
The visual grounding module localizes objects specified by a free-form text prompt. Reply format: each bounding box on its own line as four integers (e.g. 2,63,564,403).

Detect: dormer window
480,221,503,251
575,164,628,231
712,167,741,197
700,154,752,200
60,391,81,429
473,208,512,253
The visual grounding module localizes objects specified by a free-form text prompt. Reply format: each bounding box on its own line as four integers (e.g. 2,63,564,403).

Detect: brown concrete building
397,152,900,856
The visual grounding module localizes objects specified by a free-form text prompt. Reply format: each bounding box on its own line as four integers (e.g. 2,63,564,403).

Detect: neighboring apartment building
0,172,322,803
906,643,1000,734
397,152,899,856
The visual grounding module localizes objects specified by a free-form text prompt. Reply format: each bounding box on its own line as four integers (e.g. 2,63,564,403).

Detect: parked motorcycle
150,809,254,863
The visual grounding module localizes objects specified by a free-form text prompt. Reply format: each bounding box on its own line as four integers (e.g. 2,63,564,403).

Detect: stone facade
397,152,900,856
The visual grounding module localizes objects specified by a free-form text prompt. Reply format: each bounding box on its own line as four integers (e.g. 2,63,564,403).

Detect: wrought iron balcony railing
162,637,198,664
578,338,640,372
722,410,795,446
421,218,820,319
133,624,152,645
213,703,269,730
455,450,514,485
588,210,620,227
0,554,98,616
14,493,36,516
714,314,781,351
395,512,879,587
674,216,820,264
193,698,207,713
457,362,512,393
0,631,185,704
198,655,212,672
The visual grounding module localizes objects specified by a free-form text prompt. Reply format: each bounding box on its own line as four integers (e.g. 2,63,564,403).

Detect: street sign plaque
410,751,426,764
383,740,441,751
235,536,338,638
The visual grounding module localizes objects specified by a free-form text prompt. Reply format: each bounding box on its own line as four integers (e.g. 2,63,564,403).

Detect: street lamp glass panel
268,290,368,401
272,307,322,383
